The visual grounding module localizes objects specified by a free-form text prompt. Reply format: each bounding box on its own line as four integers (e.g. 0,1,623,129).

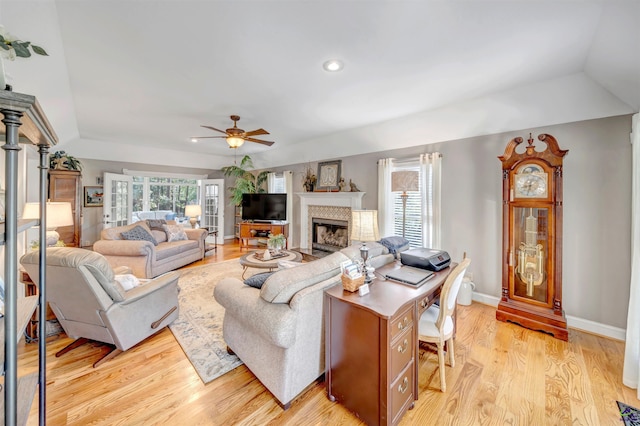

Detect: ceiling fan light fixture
323,59,344,72
226,136,245,148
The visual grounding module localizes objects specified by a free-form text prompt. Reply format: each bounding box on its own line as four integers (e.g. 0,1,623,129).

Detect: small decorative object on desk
340,259,365,292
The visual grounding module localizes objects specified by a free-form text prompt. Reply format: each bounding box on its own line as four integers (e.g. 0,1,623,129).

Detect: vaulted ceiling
1,1,638,169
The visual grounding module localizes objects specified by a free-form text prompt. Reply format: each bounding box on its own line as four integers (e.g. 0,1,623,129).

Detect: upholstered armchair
20,247,180,367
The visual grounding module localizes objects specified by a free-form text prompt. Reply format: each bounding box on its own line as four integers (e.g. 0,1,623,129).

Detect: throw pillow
163,224,188,242
244,272,274,289
121,225,158,246
146,218,167,231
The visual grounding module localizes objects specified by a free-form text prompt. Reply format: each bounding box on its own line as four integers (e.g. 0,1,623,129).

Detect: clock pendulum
517,208,545,297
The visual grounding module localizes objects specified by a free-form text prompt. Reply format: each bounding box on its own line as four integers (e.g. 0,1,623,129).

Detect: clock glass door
512,206,550,304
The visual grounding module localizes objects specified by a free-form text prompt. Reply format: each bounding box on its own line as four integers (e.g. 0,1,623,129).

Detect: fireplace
312,218,349,253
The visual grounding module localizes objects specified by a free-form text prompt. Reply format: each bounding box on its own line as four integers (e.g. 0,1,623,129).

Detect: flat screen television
241,193,287,222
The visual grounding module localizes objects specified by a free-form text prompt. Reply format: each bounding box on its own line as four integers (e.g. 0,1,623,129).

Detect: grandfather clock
496,133,568,341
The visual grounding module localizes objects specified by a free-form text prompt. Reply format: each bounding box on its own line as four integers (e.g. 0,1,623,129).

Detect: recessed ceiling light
323,59,344,72
191,138,198,143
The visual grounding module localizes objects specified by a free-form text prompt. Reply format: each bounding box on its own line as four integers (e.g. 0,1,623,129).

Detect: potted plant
49,150,83,171
0,25,48,90
221,155,270,206
302,165,316,192
267,233,286,253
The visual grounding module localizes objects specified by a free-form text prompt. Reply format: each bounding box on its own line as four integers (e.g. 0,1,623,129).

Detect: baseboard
471,292,626,341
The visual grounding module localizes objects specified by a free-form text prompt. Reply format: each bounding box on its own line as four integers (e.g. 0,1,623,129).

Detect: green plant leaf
31,45,48,56
0,43,9,51
12,42,30,58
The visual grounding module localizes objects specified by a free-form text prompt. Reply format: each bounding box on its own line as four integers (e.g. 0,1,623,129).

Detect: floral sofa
93,220,206,278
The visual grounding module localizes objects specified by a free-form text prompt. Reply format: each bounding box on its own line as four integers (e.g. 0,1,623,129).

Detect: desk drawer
418,287,442,316
391,306,414,341
390,327,413,380
390,361,414,425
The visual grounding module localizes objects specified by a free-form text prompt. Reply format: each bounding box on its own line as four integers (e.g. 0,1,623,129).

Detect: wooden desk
324,262,454,426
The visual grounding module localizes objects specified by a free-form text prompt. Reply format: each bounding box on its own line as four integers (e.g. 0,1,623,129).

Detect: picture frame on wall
84,186,104,207
316,160,342,192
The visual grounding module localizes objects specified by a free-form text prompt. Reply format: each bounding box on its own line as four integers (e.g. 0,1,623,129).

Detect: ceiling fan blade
244,128,270,137
201,125,229,134
246,137,275,146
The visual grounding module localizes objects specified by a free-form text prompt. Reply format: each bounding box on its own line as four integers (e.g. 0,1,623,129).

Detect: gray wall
268,115,632,329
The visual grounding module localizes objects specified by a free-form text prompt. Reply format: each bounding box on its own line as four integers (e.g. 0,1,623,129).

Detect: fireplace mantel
296,192,365,249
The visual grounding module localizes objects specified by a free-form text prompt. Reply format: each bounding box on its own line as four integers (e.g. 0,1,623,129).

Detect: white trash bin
457,276,475,305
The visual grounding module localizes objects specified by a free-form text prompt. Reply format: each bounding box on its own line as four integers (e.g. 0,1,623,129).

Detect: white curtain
283,170,293,248
420,152,442,249
624,113,640,397
377,158,395,237
267,172,277,193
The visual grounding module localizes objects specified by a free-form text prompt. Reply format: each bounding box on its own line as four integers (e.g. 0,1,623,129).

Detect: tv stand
239,222,289,250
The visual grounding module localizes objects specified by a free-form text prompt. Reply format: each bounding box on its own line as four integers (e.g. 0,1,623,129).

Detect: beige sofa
93,221,207,278
214,242,394,408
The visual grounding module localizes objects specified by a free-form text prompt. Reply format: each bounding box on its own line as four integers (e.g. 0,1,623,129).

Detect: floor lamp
391,170,419,238
350,210,380,283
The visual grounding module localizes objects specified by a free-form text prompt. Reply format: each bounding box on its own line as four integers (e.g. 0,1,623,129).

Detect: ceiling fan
193,115,275,148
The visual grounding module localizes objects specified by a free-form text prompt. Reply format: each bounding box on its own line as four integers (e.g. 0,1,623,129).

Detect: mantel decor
496,133,568,341
315,160,341,192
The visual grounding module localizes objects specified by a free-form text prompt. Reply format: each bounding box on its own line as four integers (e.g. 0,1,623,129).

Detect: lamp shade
350,210,380,242
226,136,245,148
22,202,73,228
185,204,202,217
392,170,419,192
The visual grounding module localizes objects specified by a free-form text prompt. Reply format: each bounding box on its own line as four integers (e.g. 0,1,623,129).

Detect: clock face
514,164,548,198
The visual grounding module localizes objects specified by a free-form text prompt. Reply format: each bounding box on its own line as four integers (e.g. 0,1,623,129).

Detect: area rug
169,259,245,384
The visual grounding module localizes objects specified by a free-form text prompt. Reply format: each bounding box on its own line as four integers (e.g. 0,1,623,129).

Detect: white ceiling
1,1,638,170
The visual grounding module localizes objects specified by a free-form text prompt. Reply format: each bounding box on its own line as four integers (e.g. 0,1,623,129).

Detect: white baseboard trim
471,292,626,341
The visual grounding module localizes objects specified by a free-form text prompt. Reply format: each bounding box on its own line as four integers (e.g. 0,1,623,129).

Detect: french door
200,179,224,245
103,172,133,228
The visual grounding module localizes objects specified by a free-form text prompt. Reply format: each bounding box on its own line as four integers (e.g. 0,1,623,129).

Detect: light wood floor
19,241,635,425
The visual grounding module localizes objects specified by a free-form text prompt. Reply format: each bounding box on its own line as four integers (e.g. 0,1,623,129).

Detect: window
380,154,441,249
392,164,423,247
270,173,286,193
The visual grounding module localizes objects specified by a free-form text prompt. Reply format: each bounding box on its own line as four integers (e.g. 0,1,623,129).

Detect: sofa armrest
93,239,155,257
214,277,298,348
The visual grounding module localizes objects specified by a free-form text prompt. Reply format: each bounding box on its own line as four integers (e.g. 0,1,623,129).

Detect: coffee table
239,250,302,279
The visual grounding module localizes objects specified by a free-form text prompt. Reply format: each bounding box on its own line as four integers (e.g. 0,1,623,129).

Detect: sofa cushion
155,240,199,261
146,219,167,231
163,224,188,242
261,251,349,304
101,222,154,241
121,225,158,246
340,241,388,261
151,230,168,243
244,272,274,289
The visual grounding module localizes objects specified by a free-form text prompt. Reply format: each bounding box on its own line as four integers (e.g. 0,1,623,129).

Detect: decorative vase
263,249,271,260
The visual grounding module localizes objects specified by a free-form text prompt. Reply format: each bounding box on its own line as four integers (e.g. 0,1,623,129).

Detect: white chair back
436,258,471,330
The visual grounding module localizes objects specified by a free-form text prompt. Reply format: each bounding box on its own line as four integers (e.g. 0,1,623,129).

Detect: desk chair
418,257,471,391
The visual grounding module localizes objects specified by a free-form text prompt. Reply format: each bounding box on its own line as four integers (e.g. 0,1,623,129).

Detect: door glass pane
203,183,219,230
513,207,548,302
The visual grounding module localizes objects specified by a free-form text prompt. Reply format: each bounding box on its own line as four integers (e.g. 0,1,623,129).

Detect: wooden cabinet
324,262,453,426
239,222,289,249
48,169,82,247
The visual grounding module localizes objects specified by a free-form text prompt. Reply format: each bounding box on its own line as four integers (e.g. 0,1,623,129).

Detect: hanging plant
49,150,83,171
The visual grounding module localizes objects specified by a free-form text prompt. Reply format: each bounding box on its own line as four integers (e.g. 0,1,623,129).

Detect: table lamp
391,170,419,238
350,210,380,283
22,201,74,246
185,204,202,228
